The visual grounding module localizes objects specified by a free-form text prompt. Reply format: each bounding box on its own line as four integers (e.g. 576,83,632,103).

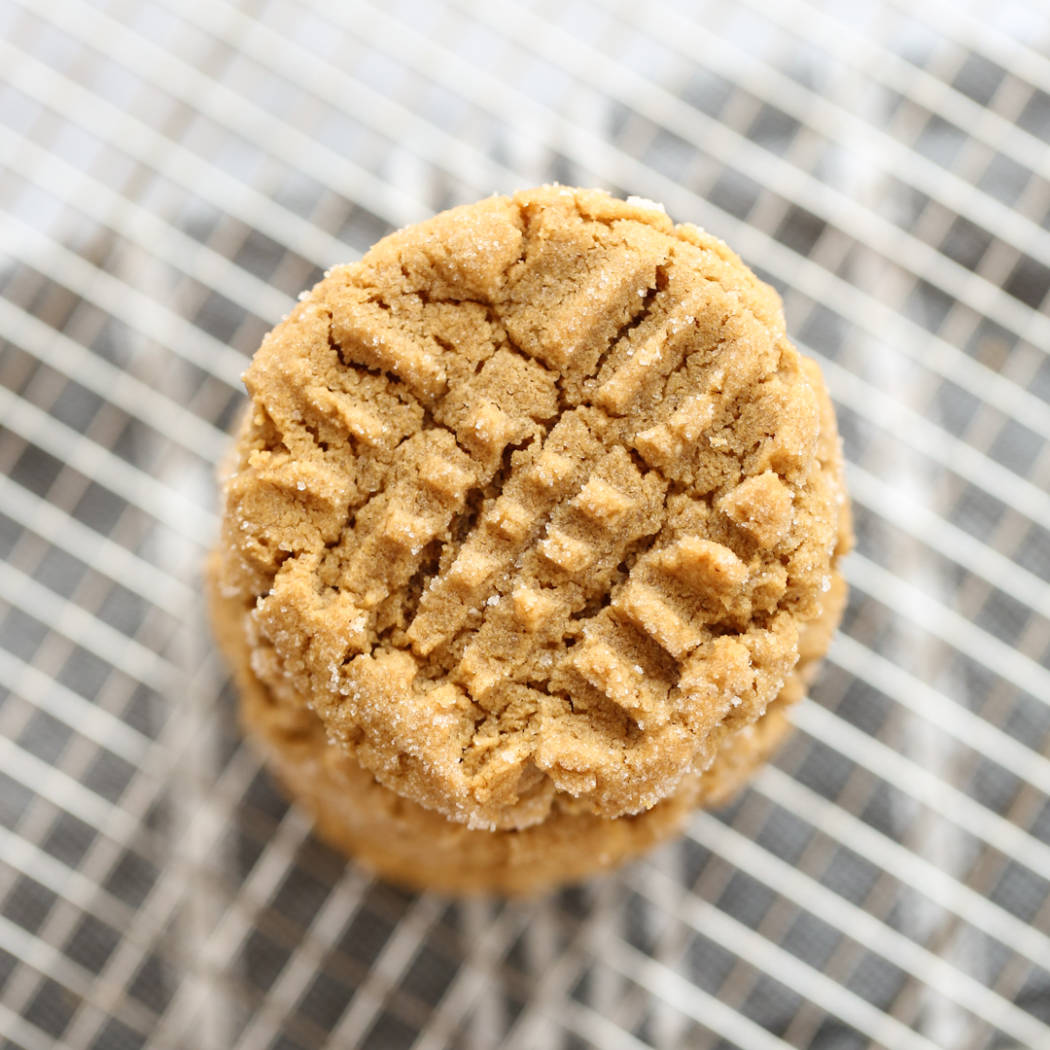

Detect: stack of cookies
208,187,851,893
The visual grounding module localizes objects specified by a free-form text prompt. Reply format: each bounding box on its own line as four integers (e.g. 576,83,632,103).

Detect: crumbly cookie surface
216,186,848,831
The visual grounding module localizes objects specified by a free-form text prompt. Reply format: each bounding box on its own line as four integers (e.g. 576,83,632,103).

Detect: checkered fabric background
2,1,1049,1047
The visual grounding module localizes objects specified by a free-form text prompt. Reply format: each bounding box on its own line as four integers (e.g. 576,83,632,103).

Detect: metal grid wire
2,0,1049,1046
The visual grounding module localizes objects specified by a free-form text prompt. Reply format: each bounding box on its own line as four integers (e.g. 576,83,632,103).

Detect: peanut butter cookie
212,186,850,843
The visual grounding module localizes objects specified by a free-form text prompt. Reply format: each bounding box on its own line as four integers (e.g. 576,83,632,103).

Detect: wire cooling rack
2,0,1050,1047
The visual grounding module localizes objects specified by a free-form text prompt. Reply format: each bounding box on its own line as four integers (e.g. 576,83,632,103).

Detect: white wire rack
1,0,1049,1047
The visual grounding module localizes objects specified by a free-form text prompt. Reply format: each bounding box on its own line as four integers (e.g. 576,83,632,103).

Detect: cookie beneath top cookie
214,186,850,833
208,563,847,893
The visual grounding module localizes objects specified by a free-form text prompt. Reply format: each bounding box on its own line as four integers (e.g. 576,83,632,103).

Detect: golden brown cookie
213,186,850,837
208,565,841,894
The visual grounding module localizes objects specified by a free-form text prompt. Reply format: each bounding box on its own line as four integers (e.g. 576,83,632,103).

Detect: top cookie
217,186,847,831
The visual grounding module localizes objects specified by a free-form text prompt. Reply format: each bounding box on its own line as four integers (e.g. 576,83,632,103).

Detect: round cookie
214,186,849,833
208,565,845,894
